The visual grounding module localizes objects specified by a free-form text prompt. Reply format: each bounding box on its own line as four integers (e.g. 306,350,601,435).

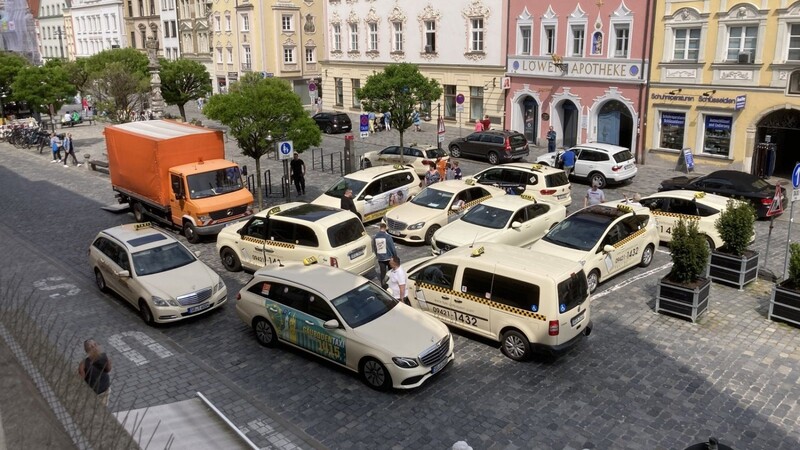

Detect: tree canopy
0,52,30,97
10,61,76,123
204,73,321,209
84,49,150,122
160,58,212,121
357,63,442,159
61,58,91,94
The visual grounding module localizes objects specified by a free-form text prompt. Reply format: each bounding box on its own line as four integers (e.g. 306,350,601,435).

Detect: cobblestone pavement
1,102,799,449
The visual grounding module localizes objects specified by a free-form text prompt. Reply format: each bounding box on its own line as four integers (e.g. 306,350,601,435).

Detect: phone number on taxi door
614,247,639,265
432,305,478,326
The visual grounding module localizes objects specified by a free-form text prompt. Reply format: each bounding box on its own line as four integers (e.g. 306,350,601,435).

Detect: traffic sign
360,131,369,138
792,163,800,188
456,104,464,113
793,188,800,203
278,141,294,160
437,118,445,135
359,114,369,133
456,94,465,105
766,183,785,217
309,83,317,92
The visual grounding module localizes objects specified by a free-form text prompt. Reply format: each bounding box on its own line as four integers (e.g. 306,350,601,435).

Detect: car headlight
215,279,225,292
198,214,211,222
152,296,179,307
392,357,419,369
408,222,426,230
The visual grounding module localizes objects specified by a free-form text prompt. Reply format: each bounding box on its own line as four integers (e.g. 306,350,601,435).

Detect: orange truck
105,120,254,242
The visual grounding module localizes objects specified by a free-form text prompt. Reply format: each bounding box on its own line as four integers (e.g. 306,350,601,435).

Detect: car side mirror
511,221,522,229
323,319,341,330
364,195,373,201
115,270,130,278
602,244,615,253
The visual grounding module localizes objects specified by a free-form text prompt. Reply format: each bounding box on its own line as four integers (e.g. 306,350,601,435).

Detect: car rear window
557,271,588,313
327,218,366,247
509,134,527,148
612,150,634,163
545,172,569,187
333,114,350,122
424,147,447,158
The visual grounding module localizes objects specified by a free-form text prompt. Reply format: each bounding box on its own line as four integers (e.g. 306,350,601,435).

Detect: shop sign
735,95,746,111
705,116,732,131
508,57,645,81
661,112,685,127
651,92,740,107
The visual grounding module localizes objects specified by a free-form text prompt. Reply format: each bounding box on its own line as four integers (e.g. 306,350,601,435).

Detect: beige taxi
530,201,661,294
431,194,566,254
216,202,376,276
236,263,454,390
405,243,592,361
361,145,448,177
312,165,423,222
88,223,227,324
468,163,572,207
383,180,505,244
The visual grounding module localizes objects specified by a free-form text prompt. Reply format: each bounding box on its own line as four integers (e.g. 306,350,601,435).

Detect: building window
392,22,403,52
673,28,700,61
214,15,220,32
368,23,378,51
444,85,456,119
140,30,146,47
613,24,629,58
216,47,223,63
351,79,360,108
544,26,555,54
470,86,484,121
163,21,169,37
659,111,686,150
727,26,757,61
788,71,800,94
282,14,293,32
131,31,136,48
349,23,359,51
171,21,176,38
306,47,315,63
243,45,251,69
226,47,233,63
424,20,436,53
225,14,231,32
470,18,484,52
789,24,800,61
335,78,343,106
332,23,341,51
284,47,295,63
149,0,155,15
702,115,732,156
241,14,249,32
518,25,531,55
571,25,585,57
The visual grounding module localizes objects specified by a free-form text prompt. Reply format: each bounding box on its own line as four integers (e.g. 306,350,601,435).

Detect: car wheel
132,202,146,222
589,172,607,189
449,145,462,158
138,300,155,325
361,159,372,169
325,125,333,134
501,329,531,362
424,225,440,245
253,318,277,347
94,269,108,293
183,222,200,243
360,358,392,391
587,269,600,294
639,244,654,268
487,151,500,165
220,247,242,272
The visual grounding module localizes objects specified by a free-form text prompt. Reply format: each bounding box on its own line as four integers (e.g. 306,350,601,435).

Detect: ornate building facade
177,0,212,81
123,0,161,53
70,0,125,57
37,0,67,60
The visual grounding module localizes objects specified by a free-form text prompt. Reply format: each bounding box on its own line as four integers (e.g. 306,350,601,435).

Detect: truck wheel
132,202,146,222
220,248,242,272
183,222,200,243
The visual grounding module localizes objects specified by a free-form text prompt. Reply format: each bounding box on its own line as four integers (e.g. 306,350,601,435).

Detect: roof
100,223,174,252
478,195,542,211
570,143,630,153
702,170,770,191
111,120,215,139
253,264,367,299
422,180,483,194
644,190,731,210
345,165,416,181
499,162,565,175
442,243,583,280
566,201,650,226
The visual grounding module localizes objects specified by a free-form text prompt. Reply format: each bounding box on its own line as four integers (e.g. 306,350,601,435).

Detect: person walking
373,223,398,288
62,133,81,167
481,114,491,131
547,126,557,152
341,189,360,220
445,162,455,180
425,164,440,186
412,109,422,132
77,339,112,406
387,256,409,305
289,152,306,195
584,182,606,207
384,111,391,131
368,111,376,134
436,156,447,181
451,160,462,180
560,147,575,178
474,119,484,132
50,132,62,163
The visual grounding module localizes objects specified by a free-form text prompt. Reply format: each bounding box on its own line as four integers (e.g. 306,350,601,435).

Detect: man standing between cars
373,223,397,288
290,152,306,195
387,256,408,305
584,181,606,207
560,147,575,178
547,126,557,152
341,189,360,220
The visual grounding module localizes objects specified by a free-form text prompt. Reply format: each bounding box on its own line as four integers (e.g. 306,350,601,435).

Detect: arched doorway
561,101,579,148
597,100,633,149
522,96,538,143
755,109,800,178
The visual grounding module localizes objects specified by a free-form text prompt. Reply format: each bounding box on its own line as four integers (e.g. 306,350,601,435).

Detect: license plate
624,164,634,170
387,230,400,236
188,303,211,314
431,357,450,375
349,249,365,260
556,194,568,200
570,310,586,327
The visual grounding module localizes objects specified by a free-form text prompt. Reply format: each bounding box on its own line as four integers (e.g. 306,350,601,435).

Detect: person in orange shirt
436,156,447,180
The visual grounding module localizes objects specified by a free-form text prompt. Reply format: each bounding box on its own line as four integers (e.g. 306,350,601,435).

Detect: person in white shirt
387,256,408,305
584,182,606,208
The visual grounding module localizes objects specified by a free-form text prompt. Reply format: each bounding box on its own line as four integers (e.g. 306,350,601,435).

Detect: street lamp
0,88,7,123
54,27,65,59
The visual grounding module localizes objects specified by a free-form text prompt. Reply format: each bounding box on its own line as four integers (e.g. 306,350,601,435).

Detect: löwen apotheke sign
508,57,645,81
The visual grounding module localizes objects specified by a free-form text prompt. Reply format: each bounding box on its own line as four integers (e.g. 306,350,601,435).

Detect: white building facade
38,0,68,60
160,0,179,59
70,0,126,57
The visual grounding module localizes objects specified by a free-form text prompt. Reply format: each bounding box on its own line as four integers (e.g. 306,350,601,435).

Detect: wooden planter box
709,249,759,290
768,282,800,328
656,276,711,322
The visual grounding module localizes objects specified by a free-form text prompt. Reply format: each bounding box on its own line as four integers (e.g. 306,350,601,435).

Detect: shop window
443,85,456,119
351,79,360,108
659,111,685,150
470,86,484,121
702,115,732,157
335,78,343,106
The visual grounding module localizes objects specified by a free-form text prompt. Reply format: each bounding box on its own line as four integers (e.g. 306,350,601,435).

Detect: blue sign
735,95,746,111
278,141,293,160
792,163,800,189
683,148,695,170
705,116,732,131
661,112,685,127
359,114,369,133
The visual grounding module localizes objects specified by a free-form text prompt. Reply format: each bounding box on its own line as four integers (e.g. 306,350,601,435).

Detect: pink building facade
504,1,654,159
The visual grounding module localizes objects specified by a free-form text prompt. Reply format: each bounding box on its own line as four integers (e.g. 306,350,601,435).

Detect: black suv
447,130,529,165
312,112,353,134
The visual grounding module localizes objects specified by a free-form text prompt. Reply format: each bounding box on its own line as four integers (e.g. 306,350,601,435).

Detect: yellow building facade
645,0,800,178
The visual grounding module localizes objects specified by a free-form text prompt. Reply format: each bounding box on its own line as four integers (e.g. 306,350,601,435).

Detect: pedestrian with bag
50,132,62,163
387,256,409,305
62,133,81,167
77,339,112,406
373,223,397,288
289,152,306,195
547,126,557,152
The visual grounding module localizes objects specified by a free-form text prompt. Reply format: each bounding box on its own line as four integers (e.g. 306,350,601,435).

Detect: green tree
204,73,321,209
62,59,91,94
357,63,442,162
160,58,212,121
715,198,756,256
84,48,150,122
668,219,709,284
0,52,30,108
10,61,77,129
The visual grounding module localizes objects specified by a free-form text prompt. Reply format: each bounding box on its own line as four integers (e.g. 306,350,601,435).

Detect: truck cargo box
105,121,226,206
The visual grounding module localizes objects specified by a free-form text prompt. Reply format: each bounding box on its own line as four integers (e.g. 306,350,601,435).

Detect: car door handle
442,295,449,300
268,306,278,312
264,247,274,253
453,298,463,303
304,320,315,326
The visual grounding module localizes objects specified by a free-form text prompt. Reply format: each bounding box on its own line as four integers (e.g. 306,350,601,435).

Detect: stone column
146,36,165,119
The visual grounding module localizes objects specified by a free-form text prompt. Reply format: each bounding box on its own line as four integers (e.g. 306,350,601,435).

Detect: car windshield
424,147,447,158
543,211,616,251
132,242,197,276
330,282,397,328
461,204,512,229
612,150,634,163
411,187,454,210
187,167,244,199
324,177,367,198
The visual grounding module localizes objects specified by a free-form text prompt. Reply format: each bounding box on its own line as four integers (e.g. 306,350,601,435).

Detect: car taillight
549,320,560,336
611,165,622,172
504,138,512,154
761,197,772,205
236,292,241,301
540,189,556,195
330,257,339,268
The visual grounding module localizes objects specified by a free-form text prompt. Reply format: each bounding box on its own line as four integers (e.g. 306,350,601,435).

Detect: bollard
83,154,91,170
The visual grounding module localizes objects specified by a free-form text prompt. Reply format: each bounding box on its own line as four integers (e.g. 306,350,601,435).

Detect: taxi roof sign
464,178,476,186
694,192,706,199
470,246,485,257
520,194,537,202
303,256,319,265
530,164,543,171
267,206,281,216
133,222,153,230
616,204,634,213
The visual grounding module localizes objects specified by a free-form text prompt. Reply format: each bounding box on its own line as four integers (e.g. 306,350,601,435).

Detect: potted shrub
709,199,758,289
656,219,711,322
768,242,800,327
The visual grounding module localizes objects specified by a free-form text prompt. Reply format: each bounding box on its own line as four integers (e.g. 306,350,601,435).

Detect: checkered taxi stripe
612,228,647,249
418,282,547,322
651,211,700,221
241,235,296,249
447,195,492,216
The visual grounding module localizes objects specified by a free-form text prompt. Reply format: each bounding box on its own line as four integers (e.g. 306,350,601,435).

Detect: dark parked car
448,130,529,165
658,170,787,219
312,112,352,134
